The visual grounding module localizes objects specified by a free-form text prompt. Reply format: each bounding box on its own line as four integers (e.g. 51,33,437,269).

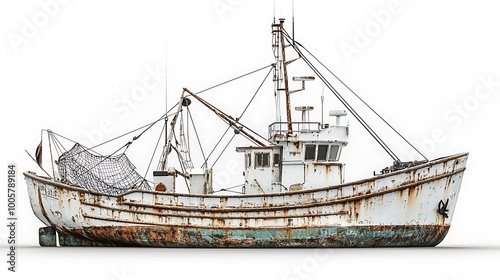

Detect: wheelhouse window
255,153,270,168
317,145,329,161
304,145,316,161
263,153,270,167
304,143,341,162
328,145,340,161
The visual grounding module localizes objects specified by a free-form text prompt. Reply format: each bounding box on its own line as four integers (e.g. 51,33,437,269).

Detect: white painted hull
24,153,467,247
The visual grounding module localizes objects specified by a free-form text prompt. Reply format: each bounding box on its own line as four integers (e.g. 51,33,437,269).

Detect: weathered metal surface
38,226,56,246
24,153,467,247
58,225,449,248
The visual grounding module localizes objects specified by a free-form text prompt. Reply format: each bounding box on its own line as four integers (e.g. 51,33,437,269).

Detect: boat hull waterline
24,153,467,247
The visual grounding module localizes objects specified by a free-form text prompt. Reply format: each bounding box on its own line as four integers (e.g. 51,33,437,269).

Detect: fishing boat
24,19,468,247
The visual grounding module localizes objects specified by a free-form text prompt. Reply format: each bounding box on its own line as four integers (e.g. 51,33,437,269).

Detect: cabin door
272,148,282,185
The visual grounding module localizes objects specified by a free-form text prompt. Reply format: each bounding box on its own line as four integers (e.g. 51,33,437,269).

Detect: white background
1,0,499,279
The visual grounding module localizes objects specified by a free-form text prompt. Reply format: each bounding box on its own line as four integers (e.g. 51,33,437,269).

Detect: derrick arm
183,88,266,147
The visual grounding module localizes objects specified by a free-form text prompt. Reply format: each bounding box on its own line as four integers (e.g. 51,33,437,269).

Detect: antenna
273,0,275,23
321,83,324,127
280,0,283,18
292,0,295,45
165,42,168,146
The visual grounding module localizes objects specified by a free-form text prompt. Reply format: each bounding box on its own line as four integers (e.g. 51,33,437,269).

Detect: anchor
437,199,450,218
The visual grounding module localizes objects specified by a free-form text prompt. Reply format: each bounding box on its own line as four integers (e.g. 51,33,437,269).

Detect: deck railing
268,122,322,138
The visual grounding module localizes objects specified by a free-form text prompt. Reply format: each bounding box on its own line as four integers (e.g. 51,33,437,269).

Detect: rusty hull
55,225,449,247
25,153,468,248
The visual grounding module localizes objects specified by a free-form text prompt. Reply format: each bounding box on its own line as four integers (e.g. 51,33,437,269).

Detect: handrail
269,122,321,137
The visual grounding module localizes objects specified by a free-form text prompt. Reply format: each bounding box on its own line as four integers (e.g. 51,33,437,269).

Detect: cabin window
273,153,280,167
329,145,340,161
263,153,270,167
317,145,329,161
245,153,252,168
255,152,270,168
255,153,261,167
304,144,316,161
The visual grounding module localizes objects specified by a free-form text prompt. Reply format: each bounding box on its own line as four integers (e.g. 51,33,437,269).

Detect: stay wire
289,35,427,162
143,120,165,181
141,122,166,185
186,107,208,168
204,124,232,167
88,105,176,151
199,67,274,167
238,66,274,120
282,32,400,162
186,67,273,144
211,133,237,169
193,64,273,96
50,103,177,159
183,63,273,147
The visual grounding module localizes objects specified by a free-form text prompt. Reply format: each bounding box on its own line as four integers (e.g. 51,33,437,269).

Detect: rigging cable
211,133,237,169
50,131,68,156
204,125,232,167
194,64,273,96
47,130,56,178
49,110,170,156
55,109,168,182
239,66,274,119
141,122,166,185
282,31,400,162
291,38,428,161
87,106,176,151
186,107,208,168
199,66,274,167
211,184,245,194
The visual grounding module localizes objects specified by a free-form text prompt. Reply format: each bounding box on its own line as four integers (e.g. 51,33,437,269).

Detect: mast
279,19,293,134
158,90,185,171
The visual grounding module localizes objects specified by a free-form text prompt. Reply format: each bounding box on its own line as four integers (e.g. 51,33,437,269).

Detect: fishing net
56,143,151,195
